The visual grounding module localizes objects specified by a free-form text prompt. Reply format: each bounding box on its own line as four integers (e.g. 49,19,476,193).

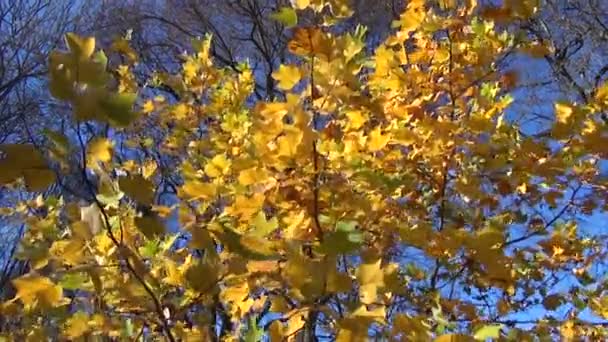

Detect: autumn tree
0,0,102,304
1,0,608,340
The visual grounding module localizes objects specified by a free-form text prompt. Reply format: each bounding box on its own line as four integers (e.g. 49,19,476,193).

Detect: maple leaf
288,27,332,60
272,64,302,91
367,126,391,152
11,274,63,309
8,3,608,341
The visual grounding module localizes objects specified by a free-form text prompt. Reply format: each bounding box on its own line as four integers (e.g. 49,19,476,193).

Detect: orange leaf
288,27,332,60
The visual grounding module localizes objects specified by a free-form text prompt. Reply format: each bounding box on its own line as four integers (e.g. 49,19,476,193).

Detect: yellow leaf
255,101,289,122
554,102,574,124
87,138,113,165
163,259,185,286
327,0,354,18
288,27,332,60
64,311,89,339
439,0,457,10
268,320,284,342
50,239,85,266
204,154,231,178
270,297,290,313
142,159,158,179
519,43,551,58
71,221,93,240
291,0,310,9
172,103,190,120
26,326,48,342
560,320,575,339
434,334,475,342
247,260,279,274
0,144,54,190
111,37,138,62
221,281,254,320
356,257,384,304
345,109,367,130
337,305,386,341
367,126,390,152
180,180,217,200
277,126,304,157
284,309,308,337
11,273,63,308
238,167,269,186
351,305,386,323
285,252,325,299
272,64,302,91
283,210,312,240
226,193,265,220
183,59,200,80
65,33,96,59
393,0,426,34
250,211,279,237
516,182,527,194
392,314,431,339
142,100,155,113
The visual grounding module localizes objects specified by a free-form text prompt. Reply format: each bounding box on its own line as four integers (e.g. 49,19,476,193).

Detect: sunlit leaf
87,137,113,165
65,33,96,59
11,274,63,308
288,27,332,59
272,64,302,91
473,324,502,340
64,311,90,339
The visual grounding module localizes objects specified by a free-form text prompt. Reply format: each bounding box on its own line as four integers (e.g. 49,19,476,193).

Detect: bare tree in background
80,0,404,101
2,0,608,337
0,0,89,302
512,0,608,133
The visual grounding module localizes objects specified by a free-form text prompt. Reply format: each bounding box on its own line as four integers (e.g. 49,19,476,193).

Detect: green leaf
271,7,298,27
122,318,134,338
161,234,179,253
139,239,161,258
60,273,90,291
99,92,138,127
317,220,362,255
473,324,503,340
243,316,264,342
93,50,108,69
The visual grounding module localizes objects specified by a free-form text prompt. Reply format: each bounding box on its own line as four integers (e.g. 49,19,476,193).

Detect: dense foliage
1,0,608,340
